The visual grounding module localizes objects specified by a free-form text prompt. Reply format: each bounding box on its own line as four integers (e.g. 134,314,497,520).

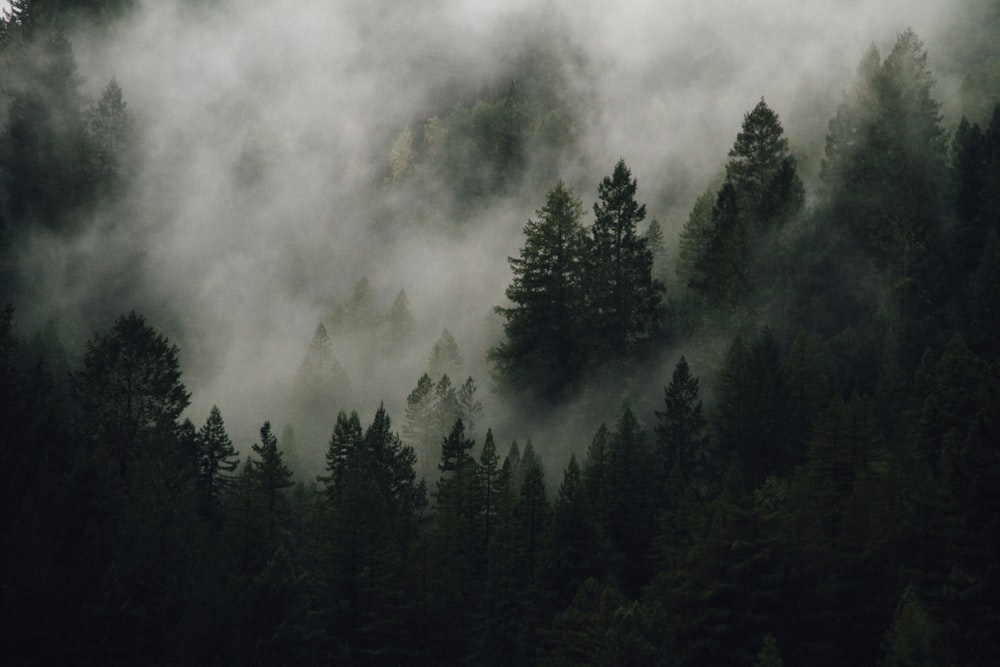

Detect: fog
9,0,974,473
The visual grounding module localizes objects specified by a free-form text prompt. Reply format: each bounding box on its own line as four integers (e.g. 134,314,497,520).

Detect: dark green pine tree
516,441,549,577
586,160,665,360
457,376,482,439
478,428,500,552
72,311,190,479
715,333,752,463
676,183,718,293
745,329,795,483
434,374,460,444
538,453,602,613
785,328,832,453
438,417,474,475
965,231,1000,360
821,29,949,333
587,405,656,596
715,330,795,488
951,116,988,281
978,105,1000,236
725,98,804,233
251,421,294,525
655,356,711,497
0,19,97,229
319,410,364,496
427,418,483,662
644,217,670,286
490,180,588,399
691,180,749,309
311,404,421,663
196,405,239,514
510,442,550,661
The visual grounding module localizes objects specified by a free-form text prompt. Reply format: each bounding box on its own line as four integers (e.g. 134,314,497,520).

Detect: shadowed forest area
2,0,1000,664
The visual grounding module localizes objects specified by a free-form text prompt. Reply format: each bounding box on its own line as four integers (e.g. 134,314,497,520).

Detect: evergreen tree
691,181,748,309
725,98,804,233
434,374,460,442
311,405,420,663
438,418,474,475
72,311,190,478
644,217,669,285
457,375,482,440
586,160,665,359
655,356,711,496
402,373,437,480
538,454,602,613
490,181,588,399
386,288,415,350
251,421,294,521
785,328,832,452
478,428,500,551
196,405,239,513
820,29,948,331
586,405,656,595
320,410,364,497
676,183,718,291
715,333,752,462
87,77,134,199
0,22,96,228
289,322,350,474
429,328,464,379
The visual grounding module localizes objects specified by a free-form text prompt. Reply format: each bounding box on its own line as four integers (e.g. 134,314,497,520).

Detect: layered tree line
3,1,1000,663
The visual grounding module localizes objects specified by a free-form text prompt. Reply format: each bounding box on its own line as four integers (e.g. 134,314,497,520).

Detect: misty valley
2,0,1000,665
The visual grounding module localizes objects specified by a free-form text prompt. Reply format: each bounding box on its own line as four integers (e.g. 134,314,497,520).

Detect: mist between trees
2,0,1000,664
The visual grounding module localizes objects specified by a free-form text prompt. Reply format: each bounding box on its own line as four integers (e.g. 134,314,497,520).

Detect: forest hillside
2,0,1000,664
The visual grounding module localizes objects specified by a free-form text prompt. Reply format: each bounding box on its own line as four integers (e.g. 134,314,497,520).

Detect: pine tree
655,356,710,496
586,160,665,359
72,311,190,478
457,376,482,440
434,374,460,441
821,30,948,327
386,289,415,350
538,454,602,612
725,98,803,233
88,77,134,199
289,322,350,474
676,183,718,291
320,410,363,497
429,328,463,379
311,405,420,663
691,180,748,309
438,418,474,475
251,421,294,521
490,180,588,399
478,428,500,551
403,374,437,481
196,405,239,512
644,217,669,286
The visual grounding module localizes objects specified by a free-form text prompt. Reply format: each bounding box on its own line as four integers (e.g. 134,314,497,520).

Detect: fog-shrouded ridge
10,0,975,472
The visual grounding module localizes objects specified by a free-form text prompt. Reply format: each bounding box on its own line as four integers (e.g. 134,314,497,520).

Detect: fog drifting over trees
1,0,991,456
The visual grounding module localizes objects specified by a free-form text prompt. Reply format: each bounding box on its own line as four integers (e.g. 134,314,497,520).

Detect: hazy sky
10,0,976,465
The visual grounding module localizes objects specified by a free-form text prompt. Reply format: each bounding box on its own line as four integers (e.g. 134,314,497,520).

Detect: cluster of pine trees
3,0,1000,664
490,161,665,400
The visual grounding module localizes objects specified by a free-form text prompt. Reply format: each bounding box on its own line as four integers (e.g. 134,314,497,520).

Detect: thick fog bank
10,0,976,463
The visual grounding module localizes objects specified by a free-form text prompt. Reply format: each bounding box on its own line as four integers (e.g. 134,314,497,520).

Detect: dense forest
2,0,1000,664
